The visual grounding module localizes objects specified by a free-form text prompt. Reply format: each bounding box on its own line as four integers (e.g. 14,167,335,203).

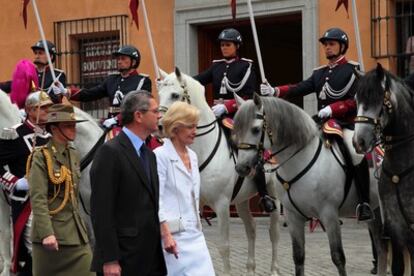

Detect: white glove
260,83,275,96
51,81,68,96
112,90,124,105
318,106,332,119
102,117,118,129
15,178,29,191
212,104,228,117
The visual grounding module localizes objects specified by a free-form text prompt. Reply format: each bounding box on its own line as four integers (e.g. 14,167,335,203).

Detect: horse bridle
354,89,393,149
158,82,218,137
237,110,274,167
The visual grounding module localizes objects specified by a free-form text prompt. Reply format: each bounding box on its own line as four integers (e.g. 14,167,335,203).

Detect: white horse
0,89,102,276
157,68,281,276
232,94,387,276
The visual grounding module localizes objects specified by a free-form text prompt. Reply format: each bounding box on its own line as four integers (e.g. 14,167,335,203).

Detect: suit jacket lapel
118,132,155,202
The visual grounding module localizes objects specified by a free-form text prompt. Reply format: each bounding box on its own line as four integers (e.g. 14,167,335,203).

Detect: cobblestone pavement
203,216,375,276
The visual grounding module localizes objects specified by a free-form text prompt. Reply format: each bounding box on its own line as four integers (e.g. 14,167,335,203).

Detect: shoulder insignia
0,127,19,140
348,60,360,66
313,64,328,71
54,68,64,73
139,73,149,78
241,58,253,63
212,59,226,63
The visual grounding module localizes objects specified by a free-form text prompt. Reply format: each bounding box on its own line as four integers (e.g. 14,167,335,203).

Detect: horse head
233,95,318,177
157,67,213,131
353,63,401,153
233,94,270,177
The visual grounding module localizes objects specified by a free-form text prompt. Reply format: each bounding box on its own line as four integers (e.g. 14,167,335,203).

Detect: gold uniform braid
26,147,73,215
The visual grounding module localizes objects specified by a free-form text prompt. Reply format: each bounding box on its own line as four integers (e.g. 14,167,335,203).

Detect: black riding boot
354,158,374,221
254,168,276,213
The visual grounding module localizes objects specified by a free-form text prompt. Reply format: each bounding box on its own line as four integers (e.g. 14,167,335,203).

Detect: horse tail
10,59,38,109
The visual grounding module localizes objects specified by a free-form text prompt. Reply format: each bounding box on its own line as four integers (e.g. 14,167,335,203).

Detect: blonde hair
162,102,199,138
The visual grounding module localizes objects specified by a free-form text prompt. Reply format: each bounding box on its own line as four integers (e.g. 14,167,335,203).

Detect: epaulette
348,60,360,66
241,58,253,63
0,125,20,140
139,73,149,77
313,64,328,71
54,68,64,73
212,59,226,63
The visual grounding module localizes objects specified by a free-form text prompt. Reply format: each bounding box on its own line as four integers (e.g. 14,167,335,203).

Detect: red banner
129,0,139,29
335,0,349,17
230,0,236,21
22,0,30,28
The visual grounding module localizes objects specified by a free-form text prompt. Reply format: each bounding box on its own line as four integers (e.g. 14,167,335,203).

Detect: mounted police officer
194,28,276,213
0,40,67,102
27,103,94,276
261,27,374,221
69,45,151,129
0,91,52,275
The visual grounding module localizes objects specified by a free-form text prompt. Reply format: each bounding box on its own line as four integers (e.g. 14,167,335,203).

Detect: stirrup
356,202,374,222
259,195,277,213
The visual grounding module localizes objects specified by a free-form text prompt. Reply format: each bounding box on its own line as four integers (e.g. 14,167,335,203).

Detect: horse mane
356,66,414,116
234,97,318,148
10,59,38,109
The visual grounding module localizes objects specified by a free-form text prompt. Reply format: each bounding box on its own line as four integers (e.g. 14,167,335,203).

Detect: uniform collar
50,139,68,155
25,119,48,135
224,56,239,64
121,70,138,78
328,56,347,69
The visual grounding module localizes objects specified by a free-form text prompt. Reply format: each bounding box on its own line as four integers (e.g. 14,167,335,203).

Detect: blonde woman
155,102,215,275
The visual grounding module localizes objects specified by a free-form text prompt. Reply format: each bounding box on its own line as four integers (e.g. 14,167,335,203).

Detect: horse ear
234,93,246,108
159,68,168,79
175,67,182,81
352,66,364,80
253,93,262,108
376,63,385,80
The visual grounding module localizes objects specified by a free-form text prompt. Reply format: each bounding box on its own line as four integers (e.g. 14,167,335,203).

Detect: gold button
283,182,290,190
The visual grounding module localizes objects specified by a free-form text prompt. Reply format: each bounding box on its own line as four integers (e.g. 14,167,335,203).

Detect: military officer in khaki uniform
27,104,94,276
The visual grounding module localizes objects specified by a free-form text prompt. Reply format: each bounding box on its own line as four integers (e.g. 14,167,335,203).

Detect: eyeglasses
139,108,160,114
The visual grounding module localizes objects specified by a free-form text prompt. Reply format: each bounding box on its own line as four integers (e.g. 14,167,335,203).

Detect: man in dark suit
90,90,166,276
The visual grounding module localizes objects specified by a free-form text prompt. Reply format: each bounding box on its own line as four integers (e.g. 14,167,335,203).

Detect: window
371,0,414,78
54,15,128,118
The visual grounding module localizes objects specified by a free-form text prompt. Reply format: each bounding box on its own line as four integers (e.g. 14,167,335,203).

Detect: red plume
230,0,236,21
10,59,38,109
22,0,30,28
335,0,349,18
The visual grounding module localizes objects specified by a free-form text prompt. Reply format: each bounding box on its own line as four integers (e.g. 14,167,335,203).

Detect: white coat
154,139,215,276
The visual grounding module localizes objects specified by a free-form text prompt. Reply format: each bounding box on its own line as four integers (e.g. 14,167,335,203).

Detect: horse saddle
322,119,364,166
221,117,234,130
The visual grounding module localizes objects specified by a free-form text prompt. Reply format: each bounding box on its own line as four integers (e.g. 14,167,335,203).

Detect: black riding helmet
31,40,57,62
113,45,141,69
217,28,243,45
319,28,349,55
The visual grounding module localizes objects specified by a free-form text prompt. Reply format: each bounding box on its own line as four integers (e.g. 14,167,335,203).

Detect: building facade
0,0,412,116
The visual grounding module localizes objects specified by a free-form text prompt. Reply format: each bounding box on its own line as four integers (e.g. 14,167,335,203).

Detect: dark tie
140,144,151,182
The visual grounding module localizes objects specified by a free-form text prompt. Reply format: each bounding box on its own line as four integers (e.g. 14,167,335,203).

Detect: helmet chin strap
57,125,75,142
